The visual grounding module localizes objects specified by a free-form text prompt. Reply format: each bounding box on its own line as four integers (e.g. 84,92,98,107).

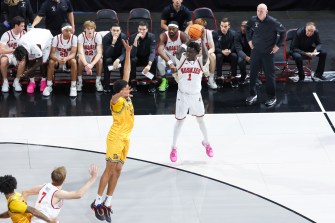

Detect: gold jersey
7,192,32,223
108,97,134,140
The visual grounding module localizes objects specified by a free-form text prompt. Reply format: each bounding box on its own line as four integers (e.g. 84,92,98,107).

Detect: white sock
78,76,83,82
172,120,185,148
196,117,209,144
47,80,53,86
30,78,35,83
14,78,19,83
104,195,113,207
71,81,76,87
96,76,101,82
210,73,215,79
41,77,46,81
94,195,103,206
3,79,8,84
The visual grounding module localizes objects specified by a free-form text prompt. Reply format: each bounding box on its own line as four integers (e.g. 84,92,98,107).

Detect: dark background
31,0,335,13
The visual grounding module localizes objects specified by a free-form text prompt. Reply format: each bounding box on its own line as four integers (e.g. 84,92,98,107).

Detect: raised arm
54,165,98,200
22,184,44,199
122,39,132,82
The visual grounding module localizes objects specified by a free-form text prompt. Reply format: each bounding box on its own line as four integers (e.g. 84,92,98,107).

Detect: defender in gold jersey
91,39,133,222
0,175,57,223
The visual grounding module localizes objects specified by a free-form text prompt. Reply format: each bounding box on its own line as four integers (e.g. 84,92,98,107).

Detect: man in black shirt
161,0,192,32
32,0,74,36
235,20,252,84
102,23,128,93
213,18,238,87
129,21,157,92
245,3,286,107
290,22,327,81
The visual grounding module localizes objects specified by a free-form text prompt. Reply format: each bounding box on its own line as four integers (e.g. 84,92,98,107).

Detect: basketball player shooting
169,29,214,162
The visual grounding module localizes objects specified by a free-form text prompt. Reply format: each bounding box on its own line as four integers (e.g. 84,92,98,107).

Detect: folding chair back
192,7,218,31
95,9,119,32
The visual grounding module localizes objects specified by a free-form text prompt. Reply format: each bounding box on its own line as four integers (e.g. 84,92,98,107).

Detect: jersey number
38,192,47,203
85,50,94,56
60,51,68,57
187,73,192,81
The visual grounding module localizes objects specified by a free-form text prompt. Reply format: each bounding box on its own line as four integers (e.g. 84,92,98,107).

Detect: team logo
21,2,26,7
255,22,259,28
52,6,56,12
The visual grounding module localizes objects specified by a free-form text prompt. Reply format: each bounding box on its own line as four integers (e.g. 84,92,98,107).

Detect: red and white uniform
52,33,77,58
195,29,214,50
174,53,209,119
18,28,53,62
30,183,63,223
0,29,26,65
77,32,102,63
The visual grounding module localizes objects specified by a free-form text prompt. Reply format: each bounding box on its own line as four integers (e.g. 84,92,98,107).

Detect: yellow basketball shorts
106,137,130,164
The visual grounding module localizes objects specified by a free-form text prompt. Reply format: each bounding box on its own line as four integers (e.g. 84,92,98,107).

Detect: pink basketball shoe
40,80,47,92
170,147,177,162
26,82,36,94
202,141,214,157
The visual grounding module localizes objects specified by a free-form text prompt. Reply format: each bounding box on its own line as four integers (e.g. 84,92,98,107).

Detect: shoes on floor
202,141,214,158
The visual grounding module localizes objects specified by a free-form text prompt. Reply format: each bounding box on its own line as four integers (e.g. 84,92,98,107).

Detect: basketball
188,24,204,40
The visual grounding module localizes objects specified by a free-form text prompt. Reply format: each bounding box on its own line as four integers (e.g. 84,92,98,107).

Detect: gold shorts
106,137,130,163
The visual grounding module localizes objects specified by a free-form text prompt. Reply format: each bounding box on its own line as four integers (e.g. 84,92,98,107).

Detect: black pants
215,52,238,77
291,49,327,79
238,55,250,81
249,49,276,98
103,57,123,85
130,56,157,81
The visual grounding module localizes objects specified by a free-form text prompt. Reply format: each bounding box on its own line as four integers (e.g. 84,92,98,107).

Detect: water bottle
166,69,172,75
27,23,32,32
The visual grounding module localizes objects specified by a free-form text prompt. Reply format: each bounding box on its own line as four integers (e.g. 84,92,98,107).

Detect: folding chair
192,7,218,31
95,9,119,32
283,28,312,79
127,8,152,37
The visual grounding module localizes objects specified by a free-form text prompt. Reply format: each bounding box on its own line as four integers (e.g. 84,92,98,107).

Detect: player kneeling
43,23,78,97
77,20,103,92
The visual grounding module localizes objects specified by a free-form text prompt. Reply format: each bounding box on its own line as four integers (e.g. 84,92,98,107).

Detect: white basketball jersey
0,30,26,50
195,29,213,50
165,31,182,56
52,34,77,58
78,32,102,57
176,53,205,94
30,183,63,223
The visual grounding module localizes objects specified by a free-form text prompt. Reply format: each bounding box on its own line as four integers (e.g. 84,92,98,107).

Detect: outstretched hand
122,39,132,52
88,164,98,179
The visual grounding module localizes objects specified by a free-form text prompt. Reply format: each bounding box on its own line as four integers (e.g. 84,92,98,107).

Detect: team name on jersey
180,67,202,74
83,44,96,51
166,45,178,52
7,42,17,49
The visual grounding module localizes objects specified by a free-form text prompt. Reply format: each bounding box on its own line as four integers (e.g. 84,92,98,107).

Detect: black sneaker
101,203,113,223
103,84,111,93
265,97,277,107
91,201,105,221
246,95,257,105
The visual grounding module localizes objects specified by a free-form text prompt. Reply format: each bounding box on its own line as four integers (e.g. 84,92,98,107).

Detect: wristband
167,60,173,65
181,44,187,50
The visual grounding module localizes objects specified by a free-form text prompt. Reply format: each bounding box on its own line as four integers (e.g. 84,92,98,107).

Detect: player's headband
168,23,179,28
61,25,72,31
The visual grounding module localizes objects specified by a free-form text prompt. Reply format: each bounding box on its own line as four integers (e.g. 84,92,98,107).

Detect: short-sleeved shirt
38,0,73,33
77,32,102,58
161,4,192,31
1,30,26,50
7,192,32,223
108,97,134,140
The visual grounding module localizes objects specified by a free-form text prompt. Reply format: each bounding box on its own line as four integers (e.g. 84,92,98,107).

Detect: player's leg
190,93,214,157
1,56,10,92
207,52,217,89
69,58,78,97
77,57,85,91
43,59,57,96
95,59,103,92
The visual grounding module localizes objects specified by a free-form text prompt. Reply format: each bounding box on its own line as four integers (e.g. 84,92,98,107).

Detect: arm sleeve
102,33,113,57
77,34,84,44
275,19,286,47
1,2,8,22
148,33,156,62
160,7,169,20
26,0,35,23
67,0,74,12
290,32,305,55
184,7,192,22
314,31,322,51
129,34,137,58
212,31,221,54
37,1,47,17
246,19,253,42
